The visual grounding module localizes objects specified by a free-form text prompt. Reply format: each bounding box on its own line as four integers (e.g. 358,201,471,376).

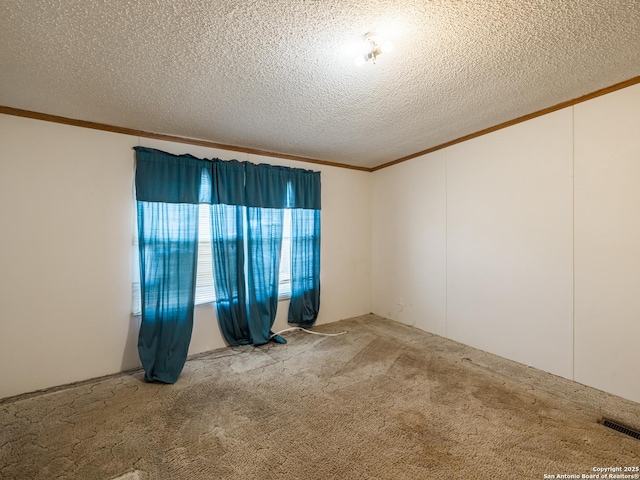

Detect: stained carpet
1,314,639,479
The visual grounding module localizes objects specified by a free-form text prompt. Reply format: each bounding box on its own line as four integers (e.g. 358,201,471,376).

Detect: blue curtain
210,203,249,345
288,208,321,327
287,168,321,327
135,147,206,383
246,207,284,344
208,159,254,346
244,163,288,344
134,147,322,380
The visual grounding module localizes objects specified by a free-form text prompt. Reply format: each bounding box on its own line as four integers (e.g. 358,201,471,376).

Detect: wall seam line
572,106,576,382
445,149,448,339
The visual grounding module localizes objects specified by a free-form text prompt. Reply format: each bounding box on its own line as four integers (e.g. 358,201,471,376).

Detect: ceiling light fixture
355,32,393,66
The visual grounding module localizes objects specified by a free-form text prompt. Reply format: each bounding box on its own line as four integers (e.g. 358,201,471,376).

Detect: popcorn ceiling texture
0,0,639,168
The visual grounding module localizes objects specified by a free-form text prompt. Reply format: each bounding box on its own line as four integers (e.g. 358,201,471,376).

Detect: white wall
0,115,372,399
371,150,447,336
446,110,574,379
574,84,640,403
372,83,640,403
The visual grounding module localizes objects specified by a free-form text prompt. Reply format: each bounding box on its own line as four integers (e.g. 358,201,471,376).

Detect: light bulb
380,41,393,54
359,41,373,56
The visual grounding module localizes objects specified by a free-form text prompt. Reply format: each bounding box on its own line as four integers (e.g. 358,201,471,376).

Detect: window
132,205,291,316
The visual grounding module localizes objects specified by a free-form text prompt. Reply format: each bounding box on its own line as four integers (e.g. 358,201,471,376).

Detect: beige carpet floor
1,314,639,479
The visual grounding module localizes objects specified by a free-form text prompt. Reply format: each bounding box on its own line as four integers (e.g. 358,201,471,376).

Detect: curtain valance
134,147,321,210
134,148,206,204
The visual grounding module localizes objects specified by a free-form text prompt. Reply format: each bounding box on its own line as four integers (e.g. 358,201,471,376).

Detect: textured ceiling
1,1,639,169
